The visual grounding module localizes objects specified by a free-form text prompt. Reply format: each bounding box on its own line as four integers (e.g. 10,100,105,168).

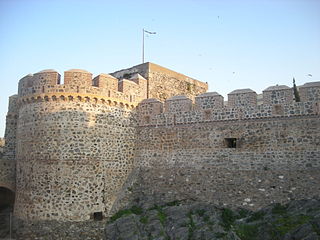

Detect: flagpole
142,28,144,63
142,29,156,64
141,28,156,98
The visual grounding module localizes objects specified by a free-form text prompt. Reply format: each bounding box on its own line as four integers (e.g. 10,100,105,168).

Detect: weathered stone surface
0,63,319,238
13,218,106,240
111,62,208,101
104,199,320,240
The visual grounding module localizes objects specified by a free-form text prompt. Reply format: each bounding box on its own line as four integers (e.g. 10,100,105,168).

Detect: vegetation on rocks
105,199,320,240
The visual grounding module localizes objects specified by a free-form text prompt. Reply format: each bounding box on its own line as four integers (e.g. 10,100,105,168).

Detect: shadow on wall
0,187,15,212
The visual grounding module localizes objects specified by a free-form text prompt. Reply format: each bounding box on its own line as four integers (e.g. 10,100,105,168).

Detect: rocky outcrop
4,198,320,239
105,199,320,240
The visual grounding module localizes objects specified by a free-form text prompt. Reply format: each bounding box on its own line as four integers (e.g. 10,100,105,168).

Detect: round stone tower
14,69,138,221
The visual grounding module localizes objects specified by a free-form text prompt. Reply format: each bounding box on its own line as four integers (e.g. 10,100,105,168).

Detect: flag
144,30,156,34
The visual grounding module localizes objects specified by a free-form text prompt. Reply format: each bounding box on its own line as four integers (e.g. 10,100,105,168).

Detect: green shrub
274,215,311,236
235,224,259,240
214,232,227,238
272,203,287,215
131,205,143,215
247,211,266,222
203,215,210,222
157,208,166,225
196,209,206,217
238,208,251,218
109,205,143,222
187,211,195,240
140,215,148,224
221,208,236,230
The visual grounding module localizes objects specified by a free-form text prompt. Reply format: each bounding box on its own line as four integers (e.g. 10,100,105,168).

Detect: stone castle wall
8,68,146,221
129,116,319,209
3,64,207,221
111,62,208,101
1,62,319,223
14,98,136,221
10,68,143,221
119,81,320,211
0,95,18,192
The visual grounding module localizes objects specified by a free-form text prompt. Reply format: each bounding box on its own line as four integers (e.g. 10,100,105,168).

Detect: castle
0,62,319,222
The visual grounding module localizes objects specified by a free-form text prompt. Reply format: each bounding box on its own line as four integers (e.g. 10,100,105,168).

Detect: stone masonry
0,62,319,224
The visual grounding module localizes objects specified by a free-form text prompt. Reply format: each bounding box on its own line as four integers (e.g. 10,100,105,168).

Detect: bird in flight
307,74,312,77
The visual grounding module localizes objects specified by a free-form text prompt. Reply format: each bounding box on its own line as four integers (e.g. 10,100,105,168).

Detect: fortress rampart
114,80,320,212
8,68,149,221
138,82,320,127
0,63,207,221
0,62,319,223
14,99,136,221
18,69,148,105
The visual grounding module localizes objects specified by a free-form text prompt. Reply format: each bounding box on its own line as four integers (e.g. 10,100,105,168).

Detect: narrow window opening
225,138,237,148
93,212,103,221
108,90,111,97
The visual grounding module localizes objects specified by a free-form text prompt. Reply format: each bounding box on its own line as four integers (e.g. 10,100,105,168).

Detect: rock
172,227,189,239
303,233,319,240
104,199,320,240
291,223,314,239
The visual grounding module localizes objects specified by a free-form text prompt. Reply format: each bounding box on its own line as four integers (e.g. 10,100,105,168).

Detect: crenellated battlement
17,92,137,109
138,81,320,126
18,69,148,104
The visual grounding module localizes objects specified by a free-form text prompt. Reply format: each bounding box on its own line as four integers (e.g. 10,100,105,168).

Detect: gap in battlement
59,73,64,84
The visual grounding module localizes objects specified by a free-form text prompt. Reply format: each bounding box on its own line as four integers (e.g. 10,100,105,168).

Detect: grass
271,203,287,215
109,205,143,222
157,208,167,225
187,211,195,240
140,215,148,224
238,208,251,218
203,215,210,223
220,208,236,230
148,204,167,225
235,224,259,240
273,215,311,236
247,211,266,222
214,232,227,238
311,222,320,236
196,209,205,217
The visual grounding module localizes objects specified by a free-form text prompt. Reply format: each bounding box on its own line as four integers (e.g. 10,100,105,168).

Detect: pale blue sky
0,0,319,136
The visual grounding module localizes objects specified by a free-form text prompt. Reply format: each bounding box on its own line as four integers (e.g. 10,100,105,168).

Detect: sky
0,0,319,137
